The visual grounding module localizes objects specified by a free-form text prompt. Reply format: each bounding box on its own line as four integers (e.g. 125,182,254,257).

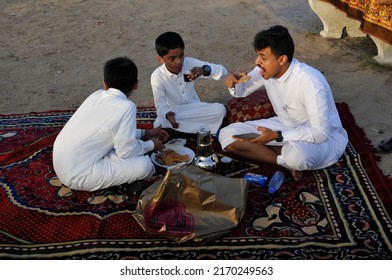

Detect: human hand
188,67,204,81
151,138,165,153
145,125,169,142
225,72,248,88
166,111,179,129
248,127,277,144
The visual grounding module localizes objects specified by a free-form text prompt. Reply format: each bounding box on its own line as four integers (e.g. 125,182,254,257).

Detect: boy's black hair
253,25,294,62
103,56,138,94
155,32,185,57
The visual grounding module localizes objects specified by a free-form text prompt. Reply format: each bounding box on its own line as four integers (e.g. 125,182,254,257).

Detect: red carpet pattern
0,104,391,259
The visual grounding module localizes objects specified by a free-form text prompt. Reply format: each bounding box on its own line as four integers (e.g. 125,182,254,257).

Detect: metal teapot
193,127,219,171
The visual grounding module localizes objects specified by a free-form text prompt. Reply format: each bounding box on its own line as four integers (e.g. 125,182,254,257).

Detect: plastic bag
133,165,248,244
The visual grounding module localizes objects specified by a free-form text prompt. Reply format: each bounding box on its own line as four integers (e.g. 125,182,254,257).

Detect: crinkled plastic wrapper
133,165,248,244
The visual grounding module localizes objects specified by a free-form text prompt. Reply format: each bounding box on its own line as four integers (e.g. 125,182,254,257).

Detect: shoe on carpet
118,180,152,196
378,136,392,154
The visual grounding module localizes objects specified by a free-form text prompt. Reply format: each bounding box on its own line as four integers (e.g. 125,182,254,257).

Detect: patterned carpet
0,104,391,259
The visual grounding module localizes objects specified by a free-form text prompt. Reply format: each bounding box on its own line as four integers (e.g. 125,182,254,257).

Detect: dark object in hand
233,133,260,140
184,74,191,82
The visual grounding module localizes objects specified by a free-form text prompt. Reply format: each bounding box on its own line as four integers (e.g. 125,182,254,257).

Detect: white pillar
308,0,392,65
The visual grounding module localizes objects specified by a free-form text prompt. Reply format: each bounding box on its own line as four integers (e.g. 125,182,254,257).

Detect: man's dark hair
253,25,294,62
103,56,138,94
155,31,185,57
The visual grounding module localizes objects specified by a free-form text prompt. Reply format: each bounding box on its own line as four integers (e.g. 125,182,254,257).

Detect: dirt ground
1,0,391,176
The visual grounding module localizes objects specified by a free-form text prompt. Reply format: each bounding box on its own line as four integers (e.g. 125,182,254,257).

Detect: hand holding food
237,75,252,83
225,72,249,88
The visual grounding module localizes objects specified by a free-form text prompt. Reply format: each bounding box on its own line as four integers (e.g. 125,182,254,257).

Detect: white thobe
219,59,348,170
53,88,155,191
151,57,227,134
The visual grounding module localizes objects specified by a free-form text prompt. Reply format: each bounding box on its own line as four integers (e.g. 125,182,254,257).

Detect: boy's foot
291,170,303,181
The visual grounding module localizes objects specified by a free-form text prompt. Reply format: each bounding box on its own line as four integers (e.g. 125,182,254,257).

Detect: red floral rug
0,104,391,259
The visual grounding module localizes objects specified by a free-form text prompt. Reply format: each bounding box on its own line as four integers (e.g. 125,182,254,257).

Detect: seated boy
53,57,168,191
219,26,348,181
151,31,227,134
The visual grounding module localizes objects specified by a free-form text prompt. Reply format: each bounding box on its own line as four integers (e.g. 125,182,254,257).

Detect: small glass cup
183,72,191,82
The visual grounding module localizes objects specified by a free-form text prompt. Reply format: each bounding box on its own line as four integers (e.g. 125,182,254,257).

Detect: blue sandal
378,136,392,154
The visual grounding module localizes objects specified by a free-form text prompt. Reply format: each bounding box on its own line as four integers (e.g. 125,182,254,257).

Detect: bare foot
291,170,303,181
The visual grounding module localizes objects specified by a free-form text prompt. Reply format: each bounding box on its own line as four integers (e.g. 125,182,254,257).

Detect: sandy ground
1,0,391,176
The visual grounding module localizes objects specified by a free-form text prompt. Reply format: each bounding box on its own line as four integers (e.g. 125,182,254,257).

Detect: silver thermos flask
193,126,219,171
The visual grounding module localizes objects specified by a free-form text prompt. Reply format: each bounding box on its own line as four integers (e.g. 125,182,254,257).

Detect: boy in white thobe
53,57,168,191
151,31,227,134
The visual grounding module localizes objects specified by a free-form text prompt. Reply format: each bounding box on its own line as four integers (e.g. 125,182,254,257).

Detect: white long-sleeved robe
53,88,155,191
219,59,348,170
151,57,227,134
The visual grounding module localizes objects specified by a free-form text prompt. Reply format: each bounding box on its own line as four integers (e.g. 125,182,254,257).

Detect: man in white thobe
219,26,348,181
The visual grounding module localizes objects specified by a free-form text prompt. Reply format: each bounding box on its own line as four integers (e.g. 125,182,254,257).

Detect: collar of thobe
106,88,127,99
163,64,182,78
275,58,297,84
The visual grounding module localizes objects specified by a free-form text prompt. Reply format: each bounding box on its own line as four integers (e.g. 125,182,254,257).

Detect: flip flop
118,180,153,196
378,136,392,154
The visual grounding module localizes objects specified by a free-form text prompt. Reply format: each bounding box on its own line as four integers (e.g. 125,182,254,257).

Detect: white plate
165,138,186,150
166,138,186,147
151,146,195,169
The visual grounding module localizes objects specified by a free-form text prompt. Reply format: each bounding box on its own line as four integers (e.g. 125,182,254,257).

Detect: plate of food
151,146,195,169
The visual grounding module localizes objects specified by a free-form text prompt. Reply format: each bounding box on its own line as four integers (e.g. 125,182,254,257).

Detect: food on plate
155,149,189,166
237,75,252,83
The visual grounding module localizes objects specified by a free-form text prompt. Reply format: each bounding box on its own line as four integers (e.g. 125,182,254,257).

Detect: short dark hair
253,25,294,62
155,32,185,56
103,56,138,94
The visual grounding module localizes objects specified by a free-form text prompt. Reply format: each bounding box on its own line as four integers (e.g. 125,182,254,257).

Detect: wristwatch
202,65,211,76
276,131,283,142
